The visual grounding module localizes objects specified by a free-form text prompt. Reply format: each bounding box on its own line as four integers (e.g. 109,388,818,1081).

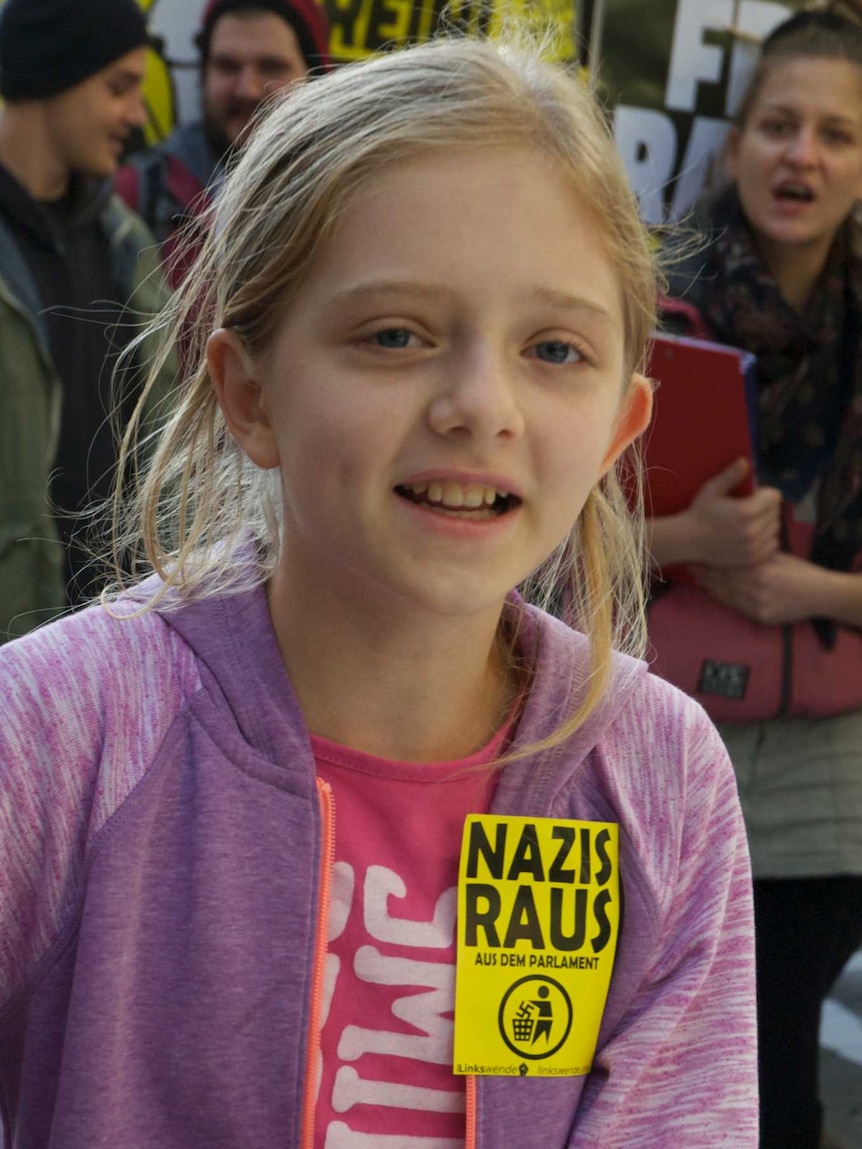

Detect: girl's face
728,57,862,262
215,147,650,624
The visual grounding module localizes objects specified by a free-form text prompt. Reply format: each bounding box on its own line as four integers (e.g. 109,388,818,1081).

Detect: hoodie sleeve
0,606,196,1014
569,692,758,1147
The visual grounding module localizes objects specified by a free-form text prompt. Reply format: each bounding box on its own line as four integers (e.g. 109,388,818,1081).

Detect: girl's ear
599,372,653,475
207,328,281,470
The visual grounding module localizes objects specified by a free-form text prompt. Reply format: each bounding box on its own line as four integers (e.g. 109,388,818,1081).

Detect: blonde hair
110,34,659,743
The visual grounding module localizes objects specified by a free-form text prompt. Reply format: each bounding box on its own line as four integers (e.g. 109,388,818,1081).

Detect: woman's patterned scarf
701,187,862,600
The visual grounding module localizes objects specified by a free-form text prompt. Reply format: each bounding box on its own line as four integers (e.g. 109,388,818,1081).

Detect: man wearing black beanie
116,0,331,288
0,0,175,643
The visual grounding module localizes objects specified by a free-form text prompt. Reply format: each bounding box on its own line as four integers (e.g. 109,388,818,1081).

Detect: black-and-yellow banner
326,0,579,63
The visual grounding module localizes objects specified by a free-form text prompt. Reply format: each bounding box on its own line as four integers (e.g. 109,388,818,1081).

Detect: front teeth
403,481,508,509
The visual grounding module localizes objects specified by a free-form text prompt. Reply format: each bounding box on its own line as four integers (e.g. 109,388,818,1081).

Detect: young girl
0,36,756,1148
649,5,862,1147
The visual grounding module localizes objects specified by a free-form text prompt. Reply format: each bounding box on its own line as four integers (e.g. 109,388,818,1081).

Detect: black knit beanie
0,0,150,102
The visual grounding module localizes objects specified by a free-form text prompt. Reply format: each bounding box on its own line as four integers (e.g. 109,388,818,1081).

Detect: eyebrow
211,52,296,68
762,103,861,128
111,68,145,85
328,281,617,325
529,286,617,326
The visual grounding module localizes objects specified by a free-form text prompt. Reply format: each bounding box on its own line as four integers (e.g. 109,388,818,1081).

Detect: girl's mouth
395,481,520,519
774,182,815,203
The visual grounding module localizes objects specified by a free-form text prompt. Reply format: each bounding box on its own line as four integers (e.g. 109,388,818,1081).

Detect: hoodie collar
142,569,647,784
493,606,647,815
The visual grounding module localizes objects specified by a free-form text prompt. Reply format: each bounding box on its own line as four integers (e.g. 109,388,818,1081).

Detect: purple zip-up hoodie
0,580,757,1147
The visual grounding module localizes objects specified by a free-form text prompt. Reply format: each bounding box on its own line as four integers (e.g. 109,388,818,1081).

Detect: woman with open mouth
648,4,862,1147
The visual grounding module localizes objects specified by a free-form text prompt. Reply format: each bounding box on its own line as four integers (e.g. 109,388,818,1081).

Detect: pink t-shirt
312,727,509,1148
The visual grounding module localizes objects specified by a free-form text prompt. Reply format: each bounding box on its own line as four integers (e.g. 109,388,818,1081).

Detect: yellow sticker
454,814,619,1077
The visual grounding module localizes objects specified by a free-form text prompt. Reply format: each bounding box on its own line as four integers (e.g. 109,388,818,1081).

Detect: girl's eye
371,327,416,349
531,339,583,365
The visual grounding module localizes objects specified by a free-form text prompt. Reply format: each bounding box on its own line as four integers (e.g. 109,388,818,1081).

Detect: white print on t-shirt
332,1065,465,1113
330,862,356,943
323,862,356,1025
338,947,454,1064
363,865,457,948
321,862,465,1148
325,1125,462,1148
318,863,357,1101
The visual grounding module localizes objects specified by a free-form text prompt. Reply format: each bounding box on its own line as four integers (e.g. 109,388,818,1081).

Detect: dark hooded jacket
0,169,174,641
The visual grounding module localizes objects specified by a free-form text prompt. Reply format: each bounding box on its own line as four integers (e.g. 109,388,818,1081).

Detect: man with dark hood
116,0,332,286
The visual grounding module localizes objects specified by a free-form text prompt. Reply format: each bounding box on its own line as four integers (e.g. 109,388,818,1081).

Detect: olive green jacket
0,194,174,642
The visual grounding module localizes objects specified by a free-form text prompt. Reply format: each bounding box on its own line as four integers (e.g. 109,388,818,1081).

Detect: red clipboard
642,333,757,518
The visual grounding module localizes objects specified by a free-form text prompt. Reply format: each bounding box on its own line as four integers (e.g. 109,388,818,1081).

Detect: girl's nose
785,127,819,166
427,346,526,446
128,89,148,129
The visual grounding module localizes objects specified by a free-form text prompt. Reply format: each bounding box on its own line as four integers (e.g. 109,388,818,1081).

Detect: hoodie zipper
300,778,336,1149
465,1074,478,1148
298,781,474,1147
